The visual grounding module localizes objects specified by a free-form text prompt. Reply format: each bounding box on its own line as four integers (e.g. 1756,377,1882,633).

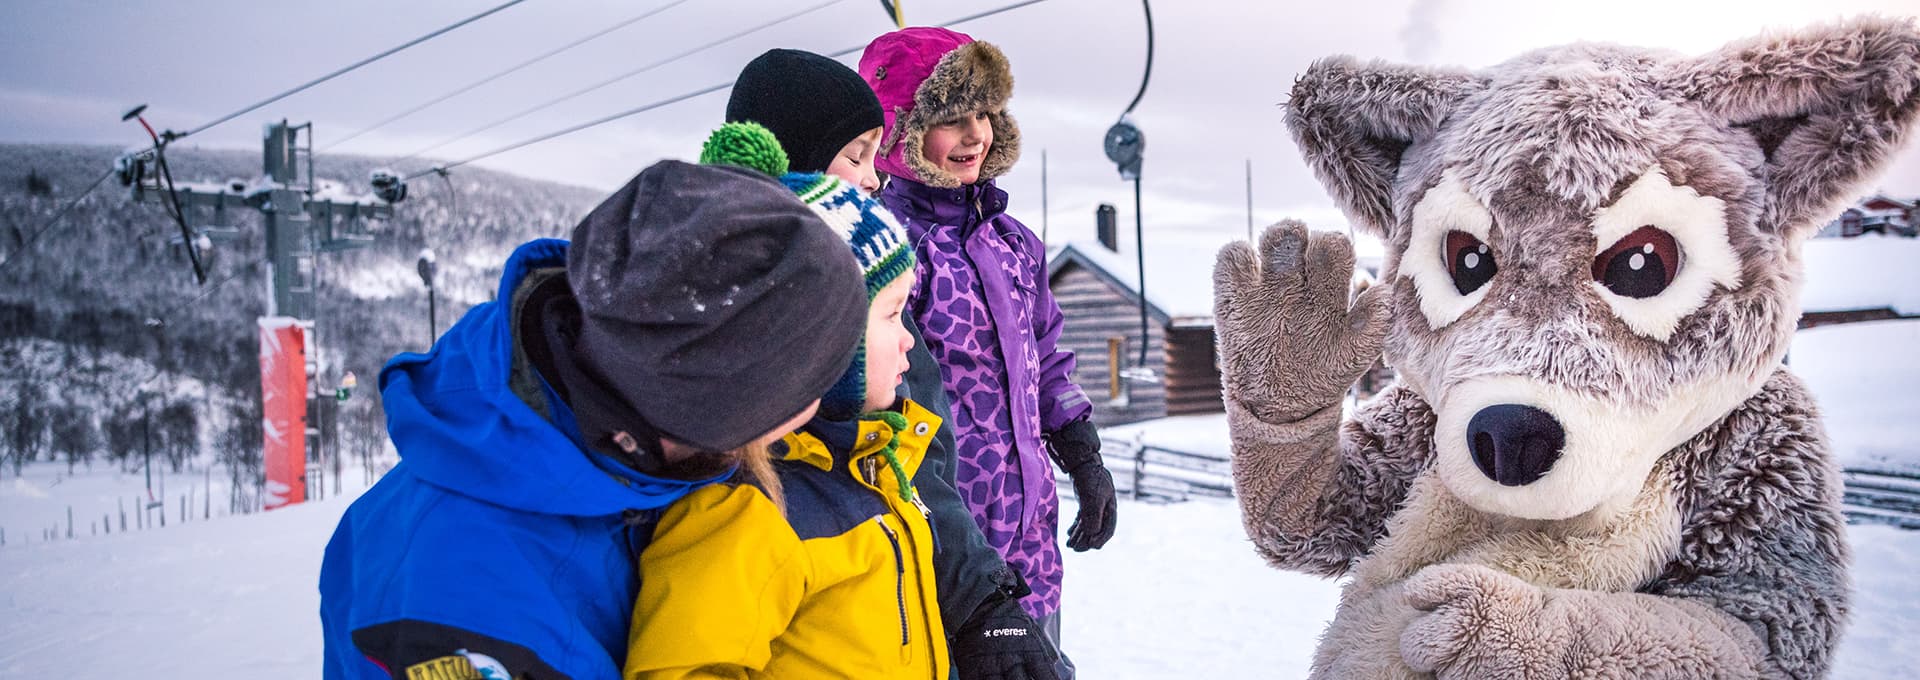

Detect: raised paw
1212,220,1391,424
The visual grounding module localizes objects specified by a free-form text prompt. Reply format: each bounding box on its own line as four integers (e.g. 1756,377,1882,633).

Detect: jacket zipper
877,516,909,647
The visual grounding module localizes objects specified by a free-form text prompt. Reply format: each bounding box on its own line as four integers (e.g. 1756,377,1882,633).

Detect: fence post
66,506,73,539
205,468,212,520
119,497,127,532
1132,441,1147,501
180,495,186,524
104,513,111,535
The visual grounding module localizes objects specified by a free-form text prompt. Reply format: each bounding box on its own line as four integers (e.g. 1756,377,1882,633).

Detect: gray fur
1222,17,1920,678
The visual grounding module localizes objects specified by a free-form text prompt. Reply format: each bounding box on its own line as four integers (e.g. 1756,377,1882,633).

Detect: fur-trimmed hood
860,27,1022,188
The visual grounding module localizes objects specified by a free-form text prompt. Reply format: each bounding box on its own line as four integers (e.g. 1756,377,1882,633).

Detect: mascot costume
1214,17,1920,679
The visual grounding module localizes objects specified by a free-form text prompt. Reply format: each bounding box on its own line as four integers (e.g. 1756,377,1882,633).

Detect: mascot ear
1284,56,1482,239
1679,16,1920,239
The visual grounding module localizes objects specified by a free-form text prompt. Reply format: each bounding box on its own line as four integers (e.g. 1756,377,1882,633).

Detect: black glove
951,591,1060,680
1047,418,1117,551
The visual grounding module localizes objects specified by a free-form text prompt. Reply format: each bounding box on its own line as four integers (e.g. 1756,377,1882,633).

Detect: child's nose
964,116,990,141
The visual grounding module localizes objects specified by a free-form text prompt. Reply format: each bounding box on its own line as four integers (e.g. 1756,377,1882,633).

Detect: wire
408,82,733,180
0,168,113,272
171,0,532,143
152,150,209,284
321,0,693,152
1124,0,1153,115
411,0,1057,178
398,0,851,165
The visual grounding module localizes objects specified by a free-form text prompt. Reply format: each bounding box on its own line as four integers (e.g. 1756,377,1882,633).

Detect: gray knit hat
565,160,866,452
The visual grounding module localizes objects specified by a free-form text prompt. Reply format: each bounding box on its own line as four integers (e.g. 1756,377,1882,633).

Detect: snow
0,303,1912,677
1,484,1915,677
1800,235,1920,315
1789,318,1920,471
1104,411,1231,460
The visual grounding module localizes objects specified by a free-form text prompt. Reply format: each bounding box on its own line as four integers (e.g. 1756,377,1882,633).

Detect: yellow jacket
624,401,949,680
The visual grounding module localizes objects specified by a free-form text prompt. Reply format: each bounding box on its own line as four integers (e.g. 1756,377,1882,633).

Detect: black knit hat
726,48,884,174
565,160,866,453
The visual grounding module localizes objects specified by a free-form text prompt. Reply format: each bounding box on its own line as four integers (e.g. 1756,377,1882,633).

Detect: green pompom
699,122,789,176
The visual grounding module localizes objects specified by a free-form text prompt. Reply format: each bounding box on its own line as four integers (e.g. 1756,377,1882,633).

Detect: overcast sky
5,0,1918,255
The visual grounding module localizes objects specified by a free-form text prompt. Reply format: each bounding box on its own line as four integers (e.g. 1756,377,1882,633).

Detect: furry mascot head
1214,17,1920,679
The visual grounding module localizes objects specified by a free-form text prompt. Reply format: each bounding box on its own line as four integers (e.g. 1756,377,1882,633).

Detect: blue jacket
320,239,728,680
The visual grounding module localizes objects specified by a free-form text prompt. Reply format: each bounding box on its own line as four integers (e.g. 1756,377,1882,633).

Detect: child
860,27,1119,674
723,50,1063,680
623,125,949,679
320,160,869,680
726,48,885,192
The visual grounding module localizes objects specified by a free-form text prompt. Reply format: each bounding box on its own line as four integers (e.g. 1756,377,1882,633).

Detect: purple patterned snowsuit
879,176,1092,620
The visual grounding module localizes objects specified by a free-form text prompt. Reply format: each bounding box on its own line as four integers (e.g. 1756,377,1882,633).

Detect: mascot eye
1445,230,1496,295
1593,226,1679,298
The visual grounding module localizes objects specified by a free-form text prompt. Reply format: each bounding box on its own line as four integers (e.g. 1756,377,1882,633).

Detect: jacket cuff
1046,418,1103,473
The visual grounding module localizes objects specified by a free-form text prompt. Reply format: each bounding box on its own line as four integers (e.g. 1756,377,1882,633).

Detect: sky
4,0,1919,255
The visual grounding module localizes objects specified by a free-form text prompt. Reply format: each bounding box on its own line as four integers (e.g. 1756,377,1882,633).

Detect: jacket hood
860,27,1021,188
378,238,722,517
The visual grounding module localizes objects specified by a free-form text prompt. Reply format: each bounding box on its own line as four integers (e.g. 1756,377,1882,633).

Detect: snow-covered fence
1057,434,1235,503
1842,467,1920,530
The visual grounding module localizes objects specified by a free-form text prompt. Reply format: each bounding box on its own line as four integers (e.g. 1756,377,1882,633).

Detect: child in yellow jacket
624,126,946,680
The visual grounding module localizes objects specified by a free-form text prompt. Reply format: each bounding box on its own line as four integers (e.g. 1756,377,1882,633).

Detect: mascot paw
1401,564,1569,679
1213,220,1391,424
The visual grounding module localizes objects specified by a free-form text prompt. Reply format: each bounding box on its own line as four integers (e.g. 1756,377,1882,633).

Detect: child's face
826,127,883,194
862,274,917,412
921,111,993,186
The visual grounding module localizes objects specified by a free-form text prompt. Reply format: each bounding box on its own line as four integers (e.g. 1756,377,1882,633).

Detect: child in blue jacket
319,160,869,680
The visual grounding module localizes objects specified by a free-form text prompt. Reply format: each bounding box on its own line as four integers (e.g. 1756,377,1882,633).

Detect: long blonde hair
729,441,786,516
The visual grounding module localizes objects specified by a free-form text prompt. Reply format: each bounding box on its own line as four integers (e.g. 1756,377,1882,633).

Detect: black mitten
1047,418,1116,551
951,592,1060,680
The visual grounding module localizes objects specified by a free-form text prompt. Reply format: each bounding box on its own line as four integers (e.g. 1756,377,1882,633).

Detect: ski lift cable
410,0,1056,179
396,0,854,165
320,0,695,153
152,149,209,284
166,0,533,144
0,168,114,272
1123,0,1153,115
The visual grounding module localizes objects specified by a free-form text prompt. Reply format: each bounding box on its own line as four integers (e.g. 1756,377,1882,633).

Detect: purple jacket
881,176,1091,619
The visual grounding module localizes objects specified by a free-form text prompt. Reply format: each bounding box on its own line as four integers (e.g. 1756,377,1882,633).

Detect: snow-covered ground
2,488,1916,678
3,280,1915,677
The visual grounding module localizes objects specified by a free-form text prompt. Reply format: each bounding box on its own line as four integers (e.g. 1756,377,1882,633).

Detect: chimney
1096,204,1119,252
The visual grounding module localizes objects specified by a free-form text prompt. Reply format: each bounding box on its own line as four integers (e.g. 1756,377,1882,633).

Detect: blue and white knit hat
702,122,916,419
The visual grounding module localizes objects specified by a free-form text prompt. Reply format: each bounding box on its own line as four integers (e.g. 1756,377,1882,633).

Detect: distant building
1047,233,1383,427
1817,194,1918,239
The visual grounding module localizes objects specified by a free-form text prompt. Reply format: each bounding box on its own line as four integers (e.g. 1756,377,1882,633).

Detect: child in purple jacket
860,27,1118,673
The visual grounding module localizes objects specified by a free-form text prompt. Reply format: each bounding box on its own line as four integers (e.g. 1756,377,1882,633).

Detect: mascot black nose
1467,405,1565,486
